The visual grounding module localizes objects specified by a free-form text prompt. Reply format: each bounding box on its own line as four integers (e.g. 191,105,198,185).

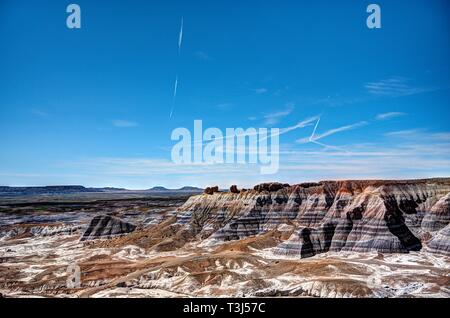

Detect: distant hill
147,186,203,192
0,185,203,196
0,186,126,196
148,186,169,191
178,186,203,191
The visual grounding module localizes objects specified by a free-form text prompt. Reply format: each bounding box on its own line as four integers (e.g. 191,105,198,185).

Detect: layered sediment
80,215,136,241
174,178,450,257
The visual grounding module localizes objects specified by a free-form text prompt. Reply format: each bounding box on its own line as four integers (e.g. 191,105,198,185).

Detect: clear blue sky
1,0,449,189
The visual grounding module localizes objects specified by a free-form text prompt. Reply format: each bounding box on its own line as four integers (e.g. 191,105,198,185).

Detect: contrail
307,117,349,152
309,117,321,140
171,17,184,118
190,115,319,146
173,76,178,98
178,17,183,54
169,76,178,119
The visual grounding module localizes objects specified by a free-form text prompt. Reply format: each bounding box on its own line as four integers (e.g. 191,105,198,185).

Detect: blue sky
1,0,449,189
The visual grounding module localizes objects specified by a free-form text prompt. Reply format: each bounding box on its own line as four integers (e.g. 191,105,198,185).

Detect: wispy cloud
385,129,450,142
187,115,317,146
263,102,294,125
195,51,211,61
216,103,233,110
112,120,139,128
365,77,435,97
54,137,450,188
31,109,49,118
253,88,268,95
375,112,406,120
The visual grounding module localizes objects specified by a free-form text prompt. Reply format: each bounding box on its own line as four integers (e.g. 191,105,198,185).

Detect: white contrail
171,17,183,118
313,121,368,141
169,76,178,118
189,115,319,146
310,117,321,140
304,117,350,152
173,76,178,97
178,17,183,54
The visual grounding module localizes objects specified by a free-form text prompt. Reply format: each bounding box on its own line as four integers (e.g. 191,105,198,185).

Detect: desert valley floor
0,179,449,298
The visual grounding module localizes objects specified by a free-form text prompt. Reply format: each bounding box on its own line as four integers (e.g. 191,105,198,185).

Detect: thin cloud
57,136,450,188
31,109,49,118
112,120,139,128
365,77,435,97
216,103,233,110
375,112,406,120
186,115,318,147
263,103,294,125
385,129,450,142
195,51,211,61
253,88,268,94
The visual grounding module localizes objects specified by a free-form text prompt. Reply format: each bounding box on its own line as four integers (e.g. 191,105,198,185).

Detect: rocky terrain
0,179,449,298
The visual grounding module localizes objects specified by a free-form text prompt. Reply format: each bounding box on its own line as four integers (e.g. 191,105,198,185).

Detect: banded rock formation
173,178,450,257
81,215,136,241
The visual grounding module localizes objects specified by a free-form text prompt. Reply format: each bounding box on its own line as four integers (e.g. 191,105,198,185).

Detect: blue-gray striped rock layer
81,215,136,241
175,178,450,257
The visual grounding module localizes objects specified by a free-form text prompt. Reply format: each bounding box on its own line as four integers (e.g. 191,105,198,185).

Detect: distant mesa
0,185,118,196
148,186,169,191
148,186,203,192
0,185,203,196
179,186,204,191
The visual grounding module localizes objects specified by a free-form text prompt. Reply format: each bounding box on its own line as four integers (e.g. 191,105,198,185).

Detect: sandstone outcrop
230,185,240,194
80,215,136,241
254,182,290,192
204,186,220,195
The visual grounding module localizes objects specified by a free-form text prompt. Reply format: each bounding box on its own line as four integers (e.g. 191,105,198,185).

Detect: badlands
0,178,449,298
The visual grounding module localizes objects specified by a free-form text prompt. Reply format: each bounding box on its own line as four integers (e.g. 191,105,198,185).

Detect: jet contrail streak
310,117,321,141
169,76,178,118
171,17,184,118
178,17,183,54
173,76,178,98
307,116,349,152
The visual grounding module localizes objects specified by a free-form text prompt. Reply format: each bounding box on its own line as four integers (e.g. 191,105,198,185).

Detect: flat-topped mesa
174,178,450,257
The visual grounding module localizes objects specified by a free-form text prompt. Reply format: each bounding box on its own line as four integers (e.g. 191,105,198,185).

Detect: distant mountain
0,185,203,197
148,186,169,191
0,186,127,196
178,186,203,191
147,186,203,192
